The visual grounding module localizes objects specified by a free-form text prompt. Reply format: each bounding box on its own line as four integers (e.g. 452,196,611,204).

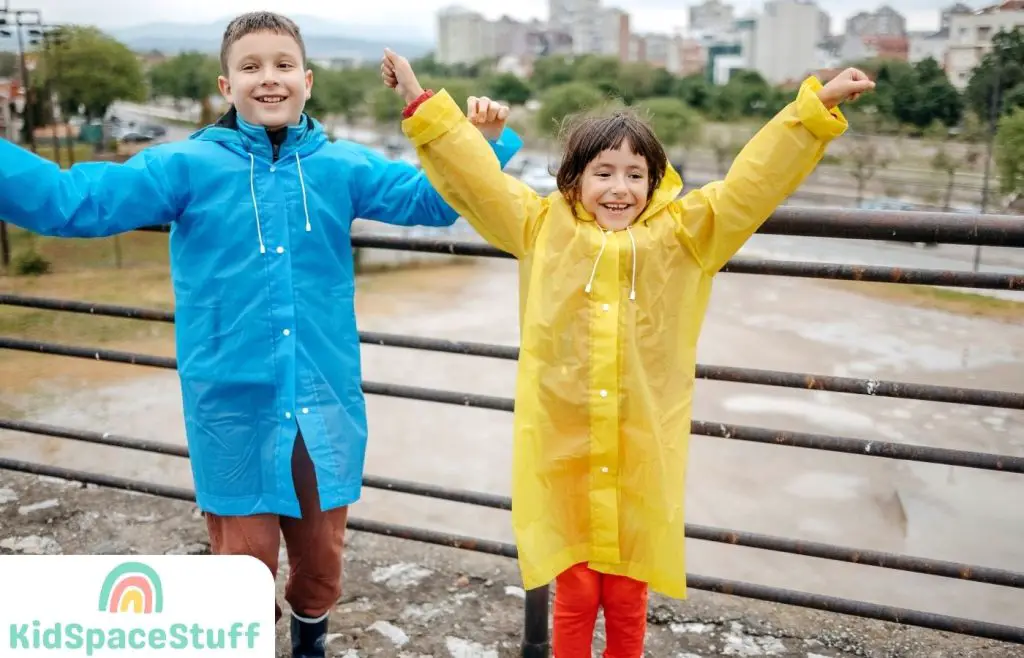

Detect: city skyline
18,0,990,40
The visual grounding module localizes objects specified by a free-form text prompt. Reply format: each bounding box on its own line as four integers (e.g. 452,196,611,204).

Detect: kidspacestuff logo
2,555,275,656
97,561,163,614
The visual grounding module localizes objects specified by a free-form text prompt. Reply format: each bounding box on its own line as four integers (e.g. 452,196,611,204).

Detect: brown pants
204,434,348,622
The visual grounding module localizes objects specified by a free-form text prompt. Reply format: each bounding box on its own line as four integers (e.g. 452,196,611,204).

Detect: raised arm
384,50,545,259
347,124,522,229
673,70,872,274
0,139,182,238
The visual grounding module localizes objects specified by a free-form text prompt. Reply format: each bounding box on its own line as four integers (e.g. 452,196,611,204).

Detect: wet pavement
2,250,1023,631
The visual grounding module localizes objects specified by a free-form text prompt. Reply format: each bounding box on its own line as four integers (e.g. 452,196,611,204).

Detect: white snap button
602,303,610,312
600,390,608,398
601,467,609,473
285,412,292,419
276,246,284,254
282,329,290,336
302,408,309,414
269,166,276,172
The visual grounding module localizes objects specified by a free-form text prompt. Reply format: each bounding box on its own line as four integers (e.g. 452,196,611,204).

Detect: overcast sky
24,0,980,39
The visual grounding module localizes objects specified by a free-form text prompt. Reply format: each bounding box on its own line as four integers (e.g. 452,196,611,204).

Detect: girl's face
579,139,650,231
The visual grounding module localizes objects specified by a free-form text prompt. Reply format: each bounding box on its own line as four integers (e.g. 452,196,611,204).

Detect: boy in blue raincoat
0,11,522,657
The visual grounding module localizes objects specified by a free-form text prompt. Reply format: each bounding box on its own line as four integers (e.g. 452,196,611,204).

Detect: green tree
531,56,575,91
634,97,703,151
34,26,146,121
912,58,963,128
536,82,607,135
310,67,373,125
965,28,1024,121
148,51,220,124
573,55,625,99
673,74,715,113
931,143,981,210
995,107,1024,200
842,138,892,205
369,87,404,126
487,73,532,105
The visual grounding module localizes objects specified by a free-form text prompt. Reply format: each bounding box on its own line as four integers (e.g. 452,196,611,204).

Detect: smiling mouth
602,203,631,213
255,95,287,104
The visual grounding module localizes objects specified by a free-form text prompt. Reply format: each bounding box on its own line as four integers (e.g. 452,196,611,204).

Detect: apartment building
908,4,973,66
846,5,907,37
689,0,735,33
946,1,1024,88
753,0,830,84
436,6,493,65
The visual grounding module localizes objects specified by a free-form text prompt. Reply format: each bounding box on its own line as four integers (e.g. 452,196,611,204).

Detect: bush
14,249,51,276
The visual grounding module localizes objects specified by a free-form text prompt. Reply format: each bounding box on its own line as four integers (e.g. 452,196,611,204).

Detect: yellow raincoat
402,77,847,598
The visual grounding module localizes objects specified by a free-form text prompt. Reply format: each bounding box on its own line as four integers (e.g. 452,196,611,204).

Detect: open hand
467,96,510,142
817,68,875,109
381,48,424,104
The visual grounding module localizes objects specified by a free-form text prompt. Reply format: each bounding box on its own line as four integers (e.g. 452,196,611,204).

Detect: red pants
204,434,348,622
553,563,648,658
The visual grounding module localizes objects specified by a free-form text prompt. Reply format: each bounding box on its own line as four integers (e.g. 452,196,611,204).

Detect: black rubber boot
290,614,328,658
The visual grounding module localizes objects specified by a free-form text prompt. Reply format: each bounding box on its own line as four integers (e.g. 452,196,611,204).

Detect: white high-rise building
752,0,830,84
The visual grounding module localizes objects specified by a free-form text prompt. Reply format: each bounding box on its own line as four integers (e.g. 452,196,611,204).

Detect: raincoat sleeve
400,89,545,259
673,76,847,274
0,140,182,238
349,125,523,228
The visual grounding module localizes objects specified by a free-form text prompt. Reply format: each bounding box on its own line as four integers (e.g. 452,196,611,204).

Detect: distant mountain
104,15,434,61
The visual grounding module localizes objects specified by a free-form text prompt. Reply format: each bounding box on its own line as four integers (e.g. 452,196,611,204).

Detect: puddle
784,472,866,501
720,395,875,433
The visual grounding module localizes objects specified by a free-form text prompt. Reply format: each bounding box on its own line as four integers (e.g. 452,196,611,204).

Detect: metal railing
2,206,1024,654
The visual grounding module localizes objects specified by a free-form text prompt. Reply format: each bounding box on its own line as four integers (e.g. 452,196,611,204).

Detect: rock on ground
0,469,1020,658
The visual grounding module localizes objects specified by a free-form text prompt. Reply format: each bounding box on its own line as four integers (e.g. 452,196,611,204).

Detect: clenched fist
381,48,424,105
817,67,875,109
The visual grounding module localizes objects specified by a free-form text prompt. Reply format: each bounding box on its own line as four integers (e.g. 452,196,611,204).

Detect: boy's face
218,30,312,130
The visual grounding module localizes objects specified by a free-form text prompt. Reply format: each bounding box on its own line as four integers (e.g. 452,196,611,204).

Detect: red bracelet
402,89,435,118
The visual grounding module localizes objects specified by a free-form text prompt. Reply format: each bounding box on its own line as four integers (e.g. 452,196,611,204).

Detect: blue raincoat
0,108,523,517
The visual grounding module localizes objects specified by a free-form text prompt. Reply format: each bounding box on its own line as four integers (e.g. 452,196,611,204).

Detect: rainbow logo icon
97,561,164,614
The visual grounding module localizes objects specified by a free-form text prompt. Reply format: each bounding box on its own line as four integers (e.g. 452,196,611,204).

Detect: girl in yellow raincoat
382,49,873,657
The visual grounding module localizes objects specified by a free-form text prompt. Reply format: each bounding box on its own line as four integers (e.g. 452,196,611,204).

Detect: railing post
522,585,550,657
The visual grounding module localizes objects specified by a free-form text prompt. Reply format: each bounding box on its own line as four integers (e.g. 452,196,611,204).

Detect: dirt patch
0,470,1019,658
818,280,1024,323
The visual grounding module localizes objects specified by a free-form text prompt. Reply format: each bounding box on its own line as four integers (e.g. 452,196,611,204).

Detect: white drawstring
626,225,637,301
584,226,638,301
584,228,607,295
295,152,311,232
250,153,312,253
249,153,266,254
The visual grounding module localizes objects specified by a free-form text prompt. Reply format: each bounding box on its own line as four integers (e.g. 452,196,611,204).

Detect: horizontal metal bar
7,415,1022,591
3,338,1022,474
0,457,1021,645
345,517,518,558
350,235,1024,281
719,257,1024,290
763,206,1024,247
140,207,1024,246
0,418,514,511
683,574,1024,645
4,295,1021,411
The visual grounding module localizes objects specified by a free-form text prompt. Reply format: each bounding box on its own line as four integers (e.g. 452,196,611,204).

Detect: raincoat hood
402,79,847,599
568,161,684,228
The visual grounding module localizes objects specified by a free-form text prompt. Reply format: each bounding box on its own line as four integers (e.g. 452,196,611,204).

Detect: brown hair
555,108,667,211
220,11,306,75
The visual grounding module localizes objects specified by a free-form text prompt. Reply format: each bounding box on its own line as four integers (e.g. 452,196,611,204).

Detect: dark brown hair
555,107,667,211
220,11,306,75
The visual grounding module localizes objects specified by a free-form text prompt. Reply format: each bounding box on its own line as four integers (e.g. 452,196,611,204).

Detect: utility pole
973,44,1002,273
